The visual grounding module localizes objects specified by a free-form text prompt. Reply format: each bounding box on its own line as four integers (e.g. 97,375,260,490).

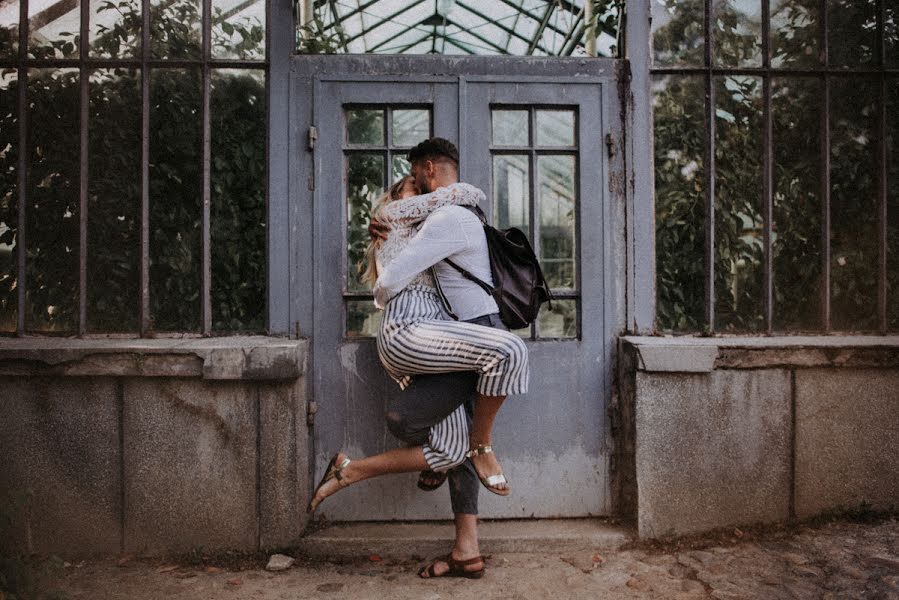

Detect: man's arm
373,206,473,308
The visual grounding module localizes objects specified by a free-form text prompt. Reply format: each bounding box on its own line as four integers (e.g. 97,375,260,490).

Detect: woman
308,175,528,510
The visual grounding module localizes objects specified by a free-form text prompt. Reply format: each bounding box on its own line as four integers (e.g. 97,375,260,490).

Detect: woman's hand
368,217,390,241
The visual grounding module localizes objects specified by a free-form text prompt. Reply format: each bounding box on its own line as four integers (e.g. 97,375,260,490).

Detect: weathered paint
293,55,624,520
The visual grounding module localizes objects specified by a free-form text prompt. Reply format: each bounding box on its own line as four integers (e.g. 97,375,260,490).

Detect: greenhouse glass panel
211,69,267,332
90,0,141,58
1,0,18,56
29,0,80,59
213,0,266,60
297,0,622,57
0,70,16,332
88,68,141,333
26,68,80,333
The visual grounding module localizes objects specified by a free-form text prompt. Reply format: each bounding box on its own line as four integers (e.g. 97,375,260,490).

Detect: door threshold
296,518,632,559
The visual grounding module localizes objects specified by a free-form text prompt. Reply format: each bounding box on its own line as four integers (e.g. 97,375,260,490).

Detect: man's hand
368,217,390,241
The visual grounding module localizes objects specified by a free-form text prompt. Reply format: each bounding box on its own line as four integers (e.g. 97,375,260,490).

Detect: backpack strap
443,258,495,298
430,266,459,321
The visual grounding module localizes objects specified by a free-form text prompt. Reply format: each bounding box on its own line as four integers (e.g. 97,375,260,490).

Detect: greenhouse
1,0,897,556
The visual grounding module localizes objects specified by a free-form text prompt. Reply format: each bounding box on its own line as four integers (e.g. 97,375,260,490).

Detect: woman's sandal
307,452,351,513
416,469,447,491
418,554,485,579
466,445,510,496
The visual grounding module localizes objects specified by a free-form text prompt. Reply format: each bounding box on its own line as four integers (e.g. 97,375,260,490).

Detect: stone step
295,519,633,559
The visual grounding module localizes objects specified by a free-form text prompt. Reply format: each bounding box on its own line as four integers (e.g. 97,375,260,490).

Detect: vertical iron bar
202,0,212,335
704,0,716,331
820,0,830,331
16,0,27,335
529,109,537,338
877,76,888,333
79,0,90,335
821,76,831,332
140,0,150,335
876,0,888,332
762,0,773,333
763,75,773,334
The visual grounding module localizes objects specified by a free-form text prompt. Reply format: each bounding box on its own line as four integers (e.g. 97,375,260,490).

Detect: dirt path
27,517,899,599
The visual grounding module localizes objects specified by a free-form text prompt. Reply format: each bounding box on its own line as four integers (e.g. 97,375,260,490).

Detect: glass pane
653,75,706,331
347,300,381,337
90,0,141,58
1,1,17,57
772,77,822,331
151,0,202,60
347,109,385,146
538,155,576,290
493,155,529,232
29,0,80,59
713,0,762,67
651,0,705,67
211,69,266,331
714,75,764,332
536,110,575,147
492,110,528,146
827,0,877,68
830,78,878,330
0,70,17,332
392,109,429,147
149,68,202,331
392,154,410,183
27,68,79,332
213,0,265,60
771,0,821,68
346,153,385,293
88,68,141,333
887,4,899,68
889,80,899,329
297,1,619,57
537,299,577,339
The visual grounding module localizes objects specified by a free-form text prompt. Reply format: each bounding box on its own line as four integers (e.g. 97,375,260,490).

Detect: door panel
312,75,612,520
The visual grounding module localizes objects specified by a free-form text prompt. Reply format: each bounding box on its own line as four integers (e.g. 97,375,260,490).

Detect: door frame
288,55,628,518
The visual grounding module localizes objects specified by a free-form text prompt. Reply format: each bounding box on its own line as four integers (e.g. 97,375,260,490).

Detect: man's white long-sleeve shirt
373,204,499,321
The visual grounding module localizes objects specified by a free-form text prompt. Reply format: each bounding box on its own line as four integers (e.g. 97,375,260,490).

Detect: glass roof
300,0,621,56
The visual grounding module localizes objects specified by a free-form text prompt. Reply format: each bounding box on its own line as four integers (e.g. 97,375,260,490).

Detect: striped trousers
378,286,529,472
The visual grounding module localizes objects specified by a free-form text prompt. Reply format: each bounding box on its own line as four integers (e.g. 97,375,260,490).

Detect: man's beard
415,172,431,194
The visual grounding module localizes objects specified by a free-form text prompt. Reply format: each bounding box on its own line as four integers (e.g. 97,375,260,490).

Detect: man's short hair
407,137,459,167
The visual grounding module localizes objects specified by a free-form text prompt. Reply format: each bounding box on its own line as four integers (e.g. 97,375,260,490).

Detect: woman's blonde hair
359,176,413,287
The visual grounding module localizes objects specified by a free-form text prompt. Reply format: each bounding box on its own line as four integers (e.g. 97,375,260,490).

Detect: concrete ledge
296,519,631,559
623,336,899,373
0,336,308,380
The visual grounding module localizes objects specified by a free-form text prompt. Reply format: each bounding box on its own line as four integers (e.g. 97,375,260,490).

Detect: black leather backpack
434,206,553,330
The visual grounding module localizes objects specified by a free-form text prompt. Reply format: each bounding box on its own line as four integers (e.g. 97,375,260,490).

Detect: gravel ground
21,517,899,600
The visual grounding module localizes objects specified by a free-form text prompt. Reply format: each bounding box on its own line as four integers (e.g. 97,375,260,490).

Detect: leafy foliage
0,1,266,333
653,0,893,333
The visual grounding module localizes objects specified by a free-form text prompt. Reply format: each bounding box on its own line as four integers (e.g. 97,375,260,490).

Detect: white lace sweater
372,182,485,308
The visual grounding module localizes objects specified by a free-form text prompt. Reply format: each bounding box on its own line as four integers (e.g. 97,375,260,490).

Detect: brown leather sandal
418,554,485,579
307,452,351,513
417,469,447,491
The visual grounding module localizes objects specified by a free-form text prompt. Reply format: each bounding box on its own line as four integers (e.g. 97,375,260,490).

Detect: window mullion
820,76,831,332
877,76,888,333
140,0,151,336
762,74,773,334
16,0,27,336
202,0,213,335
79,0,90,335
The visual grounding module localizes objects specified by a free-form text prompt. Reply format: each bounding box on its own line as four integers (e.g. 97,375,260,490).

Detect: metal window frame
647,0,897,334
1,0,271,337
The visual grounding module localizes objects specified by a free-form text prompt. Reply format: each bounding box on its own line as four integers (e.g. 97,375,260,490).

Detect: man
371,137,518,578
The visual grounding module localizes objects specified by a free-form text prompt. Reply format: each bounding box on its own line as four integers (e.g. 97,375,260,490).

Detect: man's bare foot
308,452,355,512
468,443,509,494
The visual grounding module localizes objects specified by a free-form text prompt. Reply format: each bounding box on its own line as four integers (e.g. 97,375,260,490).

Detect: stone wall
616,336,899,539
0,337,310,557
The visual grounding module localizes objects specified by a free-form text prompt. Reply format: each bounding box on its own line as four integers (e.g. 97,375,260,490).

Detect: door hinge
308,126,318,151
605,133,617,159
306,400,318,426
